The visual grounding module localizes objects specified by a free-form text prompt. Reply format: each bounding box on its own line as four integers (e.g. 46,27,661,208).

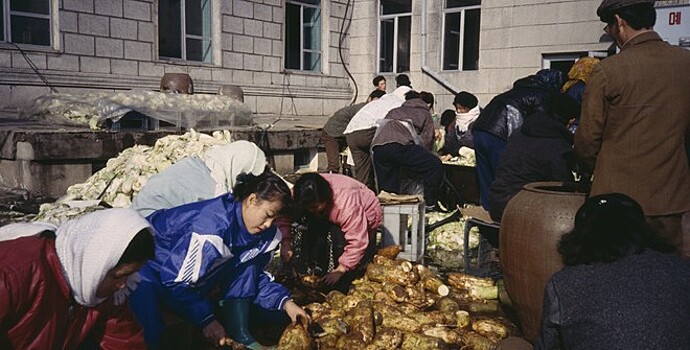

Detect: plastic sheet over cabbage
21,90,253,130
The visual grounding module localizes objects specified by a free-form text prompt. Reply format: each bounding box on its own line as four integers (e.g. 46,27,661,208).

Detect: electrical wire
9,42,58,93
338,0,357,105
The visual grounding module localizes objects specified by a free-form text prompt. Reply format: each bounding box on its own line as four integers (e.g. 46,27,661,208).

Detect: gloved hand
202,320,228,346
320,271,344,286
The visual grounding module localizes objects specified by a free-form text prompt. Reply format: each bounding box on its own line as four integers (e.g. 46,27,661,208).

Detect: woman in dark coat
533,193,690,350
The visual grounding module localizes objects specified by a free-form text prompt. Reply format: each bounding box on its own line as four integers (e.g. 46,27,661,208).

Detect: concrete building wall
0,0,353,117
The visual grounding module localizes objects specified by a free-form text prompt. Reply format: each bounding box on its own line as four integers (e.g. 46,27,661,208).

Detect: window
159,0,212,63
379,0,411,73
542,51,610,78
442,0,481,71
285,0,321,72
1,0,52,46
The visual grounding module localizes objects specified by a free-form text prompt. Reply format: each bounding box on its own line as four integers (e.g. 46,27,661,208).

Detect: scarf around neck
455,105,481,133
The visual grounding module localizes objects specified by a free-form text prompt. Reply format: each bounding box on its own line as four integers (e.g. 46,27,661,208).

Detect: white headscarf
203,140,267,196
455,105,481,133
55,208,152,307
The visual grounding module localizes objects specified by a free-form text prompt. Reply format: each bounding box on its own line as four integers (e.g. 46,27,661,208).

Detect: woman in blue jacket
129,171,308,349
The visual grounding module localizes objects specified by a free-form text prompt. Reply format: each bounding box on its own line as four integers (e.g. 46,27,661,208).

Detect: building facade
0,0,686,117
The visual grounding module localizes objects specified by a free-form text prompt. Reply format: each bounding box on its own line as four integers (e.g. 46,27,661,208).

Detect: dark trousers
345,128,377,191
472,130,507,211
320,130,347,173
372,142,444,206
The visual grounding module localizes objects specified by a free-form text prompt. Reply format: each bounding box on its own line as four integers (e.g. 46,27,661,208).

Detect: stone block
243,54,262,71
263,56,280,72
96,37,124,58
124,0,151,21
272,7,283,23
264,0,280,6
233,35,253,54
244,19,263,37
95,0,123,17
47,54,80,71
253,71,271,85
233,0,254,19
263,22,281,40
63,33,95,55
138,61,165,77
221,33,233,50
110,18,138,40
211,69,233,82
124,41,152,61
80,56,111,73
9,86,51,109
138,22,155,42
233,69,253,85
254,37,272,55
254,3,272,21
222,51,244,69
272,40,282,56
189,67,212,81
0,51,10,67
223,15,244,34
60,11,79,33
78,13,110,36
111,59,139,75
11,52,47,70
64,0,94,13
0,86,11,108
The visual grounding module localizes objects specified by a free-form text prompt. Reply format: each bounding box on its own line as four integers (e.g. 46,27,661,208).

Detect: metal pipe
420,0,460,95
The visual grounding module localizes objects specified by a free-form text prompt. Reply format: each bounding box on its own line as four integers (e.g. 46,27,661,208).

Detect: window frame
158,0,219,64
284,0,323,72
377,0,412,74
441,1,481,71
1,0,58,49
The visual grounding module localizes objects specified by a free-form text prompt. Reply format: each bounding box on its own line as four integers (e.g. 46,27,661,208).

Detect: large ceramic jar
499,182,587,342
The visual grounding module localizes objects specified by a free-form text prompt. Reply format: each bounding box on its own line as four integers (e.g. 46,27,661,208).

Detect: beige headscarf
55,208,152,307
203,140,267,196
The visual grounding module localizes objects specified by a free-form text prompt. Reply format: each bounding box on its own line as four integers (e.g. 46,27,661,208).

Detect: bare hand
284,300,310,325
202,320,228,347
440,154,452,162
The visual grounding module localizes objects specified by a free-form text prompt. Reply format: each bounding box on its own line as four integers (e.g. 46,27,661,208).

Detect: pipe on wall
420,0,460,95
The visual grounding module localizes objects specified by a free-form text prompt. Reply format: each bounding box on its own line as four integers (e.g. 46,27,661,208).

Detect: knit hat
597,0,655,21
453,91,479,109
395,74,411,87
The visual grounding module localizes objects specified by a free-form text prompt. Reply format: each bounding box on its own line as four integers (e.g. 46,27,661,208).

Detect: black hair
557,193,675,266
404,90,420,100
117,228,155,265
369,89,386,100
600,3,656,29
395,74,411,88
420,91,435,109
453,91,479,109
440,109,456,128
373,75,386,87
293,173,333,216
232,170,292,211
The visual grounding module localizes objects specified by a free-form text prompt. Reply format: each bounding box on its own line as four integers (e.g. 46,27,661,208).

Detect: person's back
488,110,574,221
575,34,690,216
540,250,690,349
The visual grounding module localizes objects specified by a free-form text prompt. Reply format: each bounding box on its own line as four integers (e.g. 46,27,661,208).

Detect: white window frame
377,0,411,74
441,1,481,71
158,0,220,64
284,0,323,72
1,0,59,49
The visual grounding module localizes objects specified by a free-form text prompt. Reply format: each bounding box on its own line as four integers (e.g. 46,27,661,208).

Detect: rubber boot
218,298,275,350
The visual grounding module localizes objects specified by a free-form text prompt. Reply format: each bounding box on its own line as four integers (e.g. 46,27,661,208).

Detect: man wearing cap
575,0,690,257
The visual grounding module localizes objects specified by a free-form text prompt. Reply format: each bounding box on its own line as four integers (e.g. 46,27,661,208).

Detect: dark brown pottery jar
499,182,587,343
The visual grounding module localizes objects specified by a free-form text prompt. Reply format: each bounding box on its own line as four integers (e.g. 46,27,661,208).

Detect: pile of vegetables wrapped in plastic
275,246,515,350
21,90,253,130
33,129,233,224
425,211,480,270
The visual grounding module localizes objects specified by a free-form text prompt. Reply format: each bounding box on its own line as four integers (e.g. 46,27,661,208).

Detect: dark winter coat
371,98,435,151
472,75,558,141
534,250,690,350
438,120,474,156
488,111,574,221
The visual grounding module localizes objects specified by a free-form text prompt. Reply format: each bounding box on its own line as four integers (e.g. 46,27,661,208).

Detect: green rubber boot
218,299,275,350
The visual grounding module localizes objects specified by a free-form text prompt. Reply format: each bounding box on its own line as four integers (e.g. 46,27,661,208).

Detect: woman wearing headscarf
0,208,155,349
131,140,267,216
561,56,599,132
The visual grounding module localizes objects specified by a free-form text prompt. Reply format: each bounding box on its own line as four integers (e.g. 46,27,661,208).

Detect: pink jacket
280,173,382,270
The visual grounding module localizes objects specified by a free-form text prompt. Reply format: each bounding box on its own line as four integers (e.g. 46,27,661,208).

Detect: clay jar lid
160,73,194,94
